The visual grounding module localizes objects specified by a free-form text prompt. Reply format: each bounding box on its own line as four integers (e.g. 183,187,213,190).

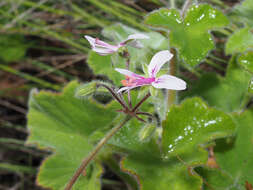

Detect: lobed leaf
26,81,118,190
144,4,229,67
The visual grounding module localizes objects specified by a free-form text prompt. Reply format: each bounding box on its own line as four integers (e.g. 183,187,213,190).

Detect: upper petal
85,35,119,52
121,33,149,45
148,50,173,77
126,33,149,41
115,68,144,79
152,75,186,90
85,35,96,48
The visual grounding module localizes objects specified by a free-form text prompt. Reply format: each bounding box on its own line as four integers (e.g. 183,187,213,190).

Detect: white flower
115,50,186,92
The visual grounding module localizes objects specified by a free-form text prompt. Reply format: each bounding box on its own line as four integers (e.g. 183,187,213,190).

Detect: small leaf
226,27,253,54
238,51,253,73
144,4,229,67
182,56,251,112
26,81,118,190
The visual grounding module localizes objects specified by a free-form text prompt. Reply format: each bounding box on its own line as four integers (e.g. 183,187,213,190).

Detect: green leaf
198,109,253,189
162,97,235,158
230,0,253,27
195,166,234,190
144,4,229,67
117,98,235,190
0,34,28,62
238,51,253,73
226,27,253,54
26,81,118,190
182,56,252,112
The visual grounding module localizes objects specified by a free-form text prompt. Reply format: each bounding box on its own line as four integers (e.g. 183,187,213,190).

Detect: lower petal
93,47,115,55
152,75,186,90
117,86,133,93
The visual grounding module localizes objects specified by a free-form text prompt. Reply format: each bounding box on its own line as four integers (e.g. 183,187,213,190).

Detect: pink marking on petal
152,75,186,90
95,38,119,51
121,75,155,88
148,50,173,77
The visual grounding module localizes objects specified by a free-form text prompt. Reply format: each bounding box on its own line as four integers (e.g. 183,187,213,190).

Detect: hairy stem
132,92,151,112
168,48,177,107
97,83,128,109
64,115,132,190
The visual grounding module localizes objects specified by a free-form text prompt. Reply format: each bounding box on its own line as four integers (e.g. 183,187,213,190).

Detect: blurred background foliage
0,0,251,189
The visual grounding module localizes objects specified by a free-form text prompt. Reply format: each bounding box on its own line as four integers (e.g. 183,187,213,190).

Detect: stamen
121,76,137,87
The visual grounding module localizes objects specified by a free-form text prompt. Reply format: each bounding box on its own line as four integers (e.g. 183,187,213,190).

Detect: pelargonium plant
26,0,253,190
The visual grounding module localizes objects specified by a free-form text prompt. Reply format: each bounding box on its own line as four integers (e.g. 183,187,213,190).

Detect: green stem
64,115,132,190
168,48,177,106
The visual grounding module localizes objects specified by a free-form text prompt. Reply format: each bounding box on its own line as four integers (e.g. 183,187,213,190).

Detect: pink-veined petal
148,50,173,77
126,33,149,41
95,38,120,51
85,35,96,48
152,75,186,90
92,47,115,56
121,33,149,45
115,68,144,79
85,35,119,53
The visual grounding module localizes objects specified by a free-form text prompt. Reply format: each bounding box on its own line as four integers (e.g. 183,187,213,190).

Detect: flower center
121,76,137,87
121,76,155,87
